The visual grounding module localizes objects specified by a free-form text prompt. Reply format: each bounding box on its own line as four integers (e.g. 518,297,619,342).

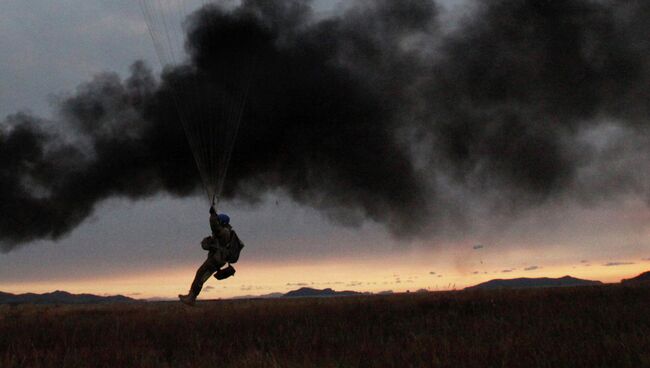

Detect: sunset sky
1,0,649,300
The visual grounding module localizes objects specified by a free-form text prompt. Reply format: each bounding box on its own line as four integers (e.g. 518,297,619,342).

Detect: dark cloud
424,0,650,206
472,244,484,250
524,266,539,271
2,0,650,251
604,261,635,267
286,282,309,287
0,64,197,249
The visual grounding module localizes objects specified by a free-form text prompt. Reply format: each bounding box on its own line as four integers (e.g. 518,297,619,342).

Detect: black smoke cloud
425,0,650,205
1,0,649,251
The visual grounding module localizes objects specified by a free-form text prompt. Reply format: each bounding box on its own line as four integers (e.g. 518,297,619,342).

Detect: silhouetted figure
179,206,244,306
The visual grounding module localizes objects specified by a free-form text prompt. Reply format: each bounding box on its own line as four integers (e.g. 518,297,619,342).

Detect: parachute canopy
139,0,262,207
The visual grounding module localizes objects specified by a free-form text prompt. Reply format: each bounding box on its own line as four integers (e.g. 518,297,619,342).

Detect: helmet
217,214,230,225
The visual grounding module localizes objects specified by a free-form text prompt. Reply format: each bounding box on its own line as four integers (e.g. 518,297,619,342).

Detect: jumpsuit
189,214,231,296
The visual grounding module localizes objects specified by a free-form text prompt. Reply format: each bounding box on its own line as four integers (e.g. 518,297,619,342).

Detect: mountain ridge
621,271,650,284
465,275,602,290
0,290,135,305
283,287,364,298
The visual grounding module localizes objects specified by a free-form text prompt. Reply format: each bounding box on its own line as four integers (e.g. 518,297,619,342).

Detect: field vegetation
1,285,649,367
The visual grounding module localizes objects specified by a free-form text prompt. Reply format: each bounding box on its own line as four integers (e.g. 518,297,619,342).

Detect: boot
178,293,197,306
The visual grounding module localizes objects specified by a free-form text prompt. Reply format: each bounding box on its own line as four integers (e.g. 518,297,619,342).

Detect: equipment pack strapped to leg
215,264,236,280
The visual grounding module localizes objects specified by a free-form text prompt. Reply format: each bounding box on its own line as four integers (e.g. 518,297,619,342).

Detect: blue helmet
217,213,230,225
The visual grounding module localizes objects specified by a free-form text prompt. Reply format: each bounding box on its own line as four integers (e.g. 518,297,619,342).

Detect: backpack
226,230,245,264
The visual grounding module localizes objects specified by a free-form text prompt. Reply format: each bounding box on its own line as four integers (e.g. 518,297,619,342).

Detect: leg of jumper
189,254,225,297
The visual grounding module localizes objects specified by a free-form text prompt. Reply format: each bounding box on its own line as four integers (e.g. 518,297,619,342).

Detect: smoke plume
1,0,649,251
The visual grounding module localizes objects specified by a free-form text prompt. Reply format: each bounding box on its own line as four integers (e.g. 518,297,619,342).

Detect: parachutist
179,207,245,306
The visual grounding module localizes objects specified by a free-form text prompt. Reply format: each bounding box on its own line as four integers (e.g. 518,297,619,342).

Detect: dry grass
1,284,650,367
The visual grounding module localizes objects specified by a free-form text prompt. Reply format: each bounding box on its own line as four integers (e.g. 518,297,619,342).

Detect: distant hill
231,288,373,300
466,276,602,290
232,292,284,300
283,287,363,298
0,290,136,305
622,271,650,284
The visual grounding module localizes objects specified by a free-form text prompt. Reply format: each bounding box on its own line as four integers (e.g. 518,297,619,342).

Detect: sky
1,0,649,299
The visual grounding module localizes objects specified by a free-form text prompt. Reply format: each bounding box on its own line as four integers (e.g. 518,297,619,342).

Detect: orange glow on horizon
1,255,648,300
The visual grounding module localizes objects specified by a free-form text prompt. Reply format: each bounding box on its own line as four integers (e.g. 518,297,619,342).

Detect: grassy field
1,285,649,367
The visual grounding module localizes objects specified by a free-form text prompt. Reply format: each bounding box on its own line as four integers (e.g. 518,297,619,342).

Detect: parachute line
140,0,254,208
139,0,212,201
